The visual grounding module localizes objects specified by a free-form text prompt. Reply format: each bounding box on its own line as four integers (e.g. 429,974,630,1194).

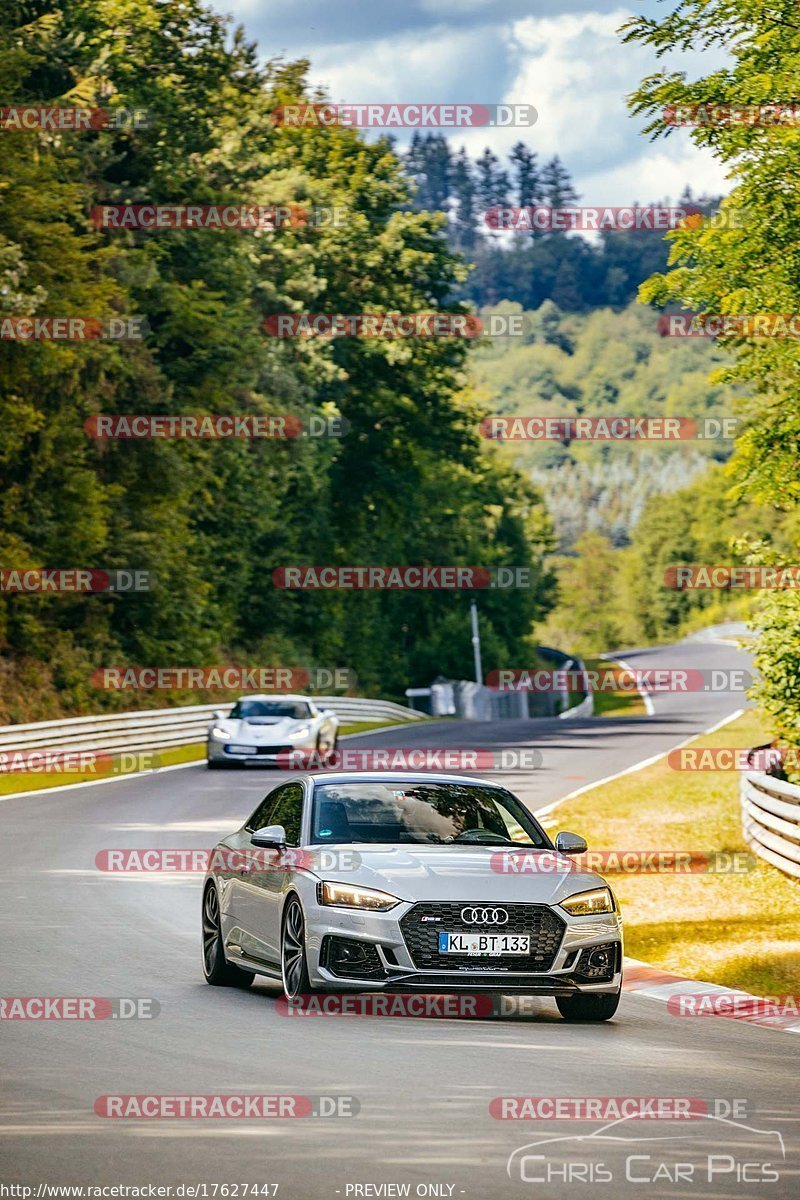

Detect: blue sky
225,0,729,206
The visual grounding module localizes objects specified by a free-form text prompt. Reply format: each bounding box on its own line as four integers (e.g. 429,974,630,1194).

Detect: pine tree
474,147,510,212
450,147,478,251
509,141,541,207
541,155,580,224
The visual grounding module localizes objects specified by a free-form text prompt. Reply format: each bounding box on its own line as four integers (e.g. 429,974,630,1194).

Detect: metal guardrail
740,770,800,880
0,697,424,759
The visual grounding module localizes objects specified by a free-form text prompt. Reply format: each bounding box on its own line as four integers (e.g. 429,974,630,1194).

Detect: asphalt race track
2,638,798,1198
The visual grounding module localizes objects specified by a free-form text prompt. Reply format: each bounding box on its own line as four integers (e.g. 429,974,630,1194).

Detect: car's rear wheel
556,990,620,1022
281,896,313,999
202,883,254,987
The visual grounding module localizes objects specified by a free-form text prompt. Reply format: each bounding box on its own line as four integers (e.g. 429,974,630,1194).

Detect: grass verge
0,741,205,797
544,709,800,995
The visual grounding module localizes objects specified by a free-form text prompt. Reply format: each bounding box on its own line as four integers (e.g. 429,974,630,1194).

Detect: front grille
400,902,565,972
224,744,294,756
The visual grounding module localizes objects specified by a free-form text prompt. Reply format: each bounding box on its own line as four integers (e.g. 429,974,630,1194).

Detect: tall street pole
470,599,482,684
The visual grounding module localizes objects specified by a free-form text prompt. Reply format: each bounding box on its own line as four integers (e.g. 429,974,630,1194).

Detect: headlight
560,887,614,916
210,726,231,740
319,881,400,911
292,725,311,739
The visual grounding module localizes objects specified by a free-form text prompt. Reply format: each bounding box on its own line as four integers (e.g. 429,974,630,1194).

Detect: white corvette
206,694,339,768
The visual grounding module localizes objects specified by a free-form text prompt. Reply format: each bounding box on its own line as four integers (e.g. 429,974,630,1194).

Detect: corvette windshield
230,700,310,720
310,781,548,847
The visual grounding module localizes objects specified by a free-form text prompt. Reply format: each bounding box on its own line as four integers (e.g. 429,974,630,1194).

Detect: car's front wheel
556,990,620,1022
281,896,313,999
202,883,254,987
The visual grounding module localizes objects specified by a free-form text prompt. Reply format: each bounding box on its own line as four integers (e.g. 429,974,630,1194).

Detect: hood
303,845,606,905
221,716,307,739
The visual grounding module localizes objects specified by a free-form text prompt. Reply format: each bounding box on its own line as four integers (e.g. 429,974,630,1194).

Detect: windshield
310,780,549,847
230,699,310,720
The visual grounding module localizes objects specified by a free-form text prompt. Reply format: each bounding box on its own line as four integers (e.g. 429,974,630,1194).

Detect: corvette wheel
281,897,313,999
556,990,620,1022
202,883,253,988
316,729,338,762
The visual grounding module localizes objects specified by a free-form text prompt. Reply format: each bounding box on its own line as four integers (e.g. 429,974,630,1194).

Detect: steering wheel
450,828,513,844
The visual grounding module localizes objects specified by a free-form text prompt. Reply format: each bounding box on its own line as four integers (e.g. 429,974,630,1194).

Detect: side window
268,783,304,846
247,786,284,833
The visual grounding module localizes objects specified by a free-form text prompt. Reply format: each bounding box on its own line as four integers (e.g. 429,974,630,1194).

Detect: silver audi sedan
201,772,623,1021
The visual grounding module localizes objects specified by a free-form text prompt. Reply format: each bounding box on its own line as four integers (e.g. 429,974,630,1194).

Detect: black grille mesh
400,902,565,972
224,745,294,755
321,935,386,980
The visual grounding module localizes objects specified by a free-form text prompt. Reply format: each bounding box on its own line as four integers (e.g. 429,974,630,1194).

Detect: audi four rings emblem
460,907,509,925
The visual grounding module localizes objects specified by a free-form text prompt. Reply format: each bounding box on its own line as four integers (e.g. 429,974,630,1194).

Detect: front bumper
207,738,315,765
305,897,623,995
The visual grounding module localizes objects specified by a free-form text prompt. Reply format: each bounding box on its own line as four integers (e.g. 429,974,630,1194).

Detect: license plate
438,932,530,956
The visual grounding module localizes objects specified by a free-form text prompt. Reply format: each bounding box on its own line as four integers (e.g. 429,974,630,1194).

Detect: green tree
624,0,800,745
0,0,555,718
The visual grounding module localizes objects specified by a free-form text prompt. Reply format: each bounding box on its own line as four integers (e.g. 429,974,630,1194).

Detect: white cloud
580,143,731,207
448,10,730,203
306,24,509,104
225,0,730,206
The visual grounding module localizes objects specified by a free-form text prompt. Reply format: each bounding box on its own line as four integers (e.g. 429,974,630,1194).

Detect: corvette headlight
560,887,614,916
210,726,231,740
319,882,400,911
292,725,311,739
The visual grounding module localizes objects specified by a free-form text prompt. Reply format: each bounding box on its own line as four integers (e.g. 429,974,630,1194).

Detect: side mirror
251,824,287,851
555,831,587,855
